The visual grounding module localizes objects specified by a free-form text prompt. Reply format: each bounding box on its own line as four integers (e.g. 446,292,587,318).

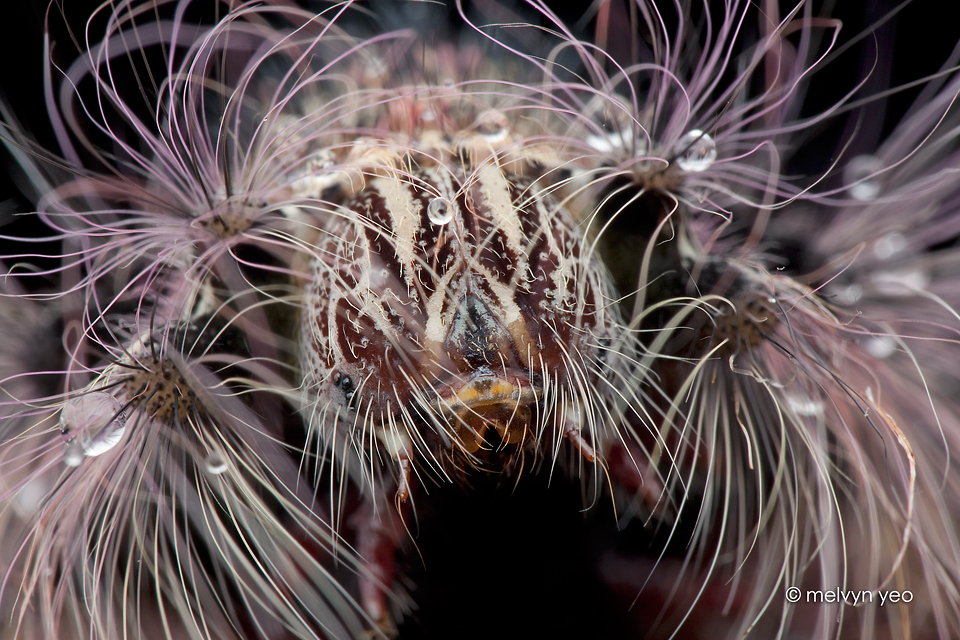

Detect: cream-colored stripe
422,168,463,345
534,188,575,312
375,175,421,297
477,162,525,264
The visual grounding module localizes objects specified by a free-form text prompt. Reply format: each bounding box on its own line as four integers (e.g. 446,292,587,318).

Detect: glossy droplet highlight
873,232,906,260
872,269,929,296
15,474,52,514
63,442,84,467
475,110,510,143
290,150,339,197
427,198,453,225
787,394,824,417
675,129,717,172
586,128,637,154
833,284,863,305
865,336,897,359
59,392,127,462
844,155,883,201
583,96,636,154
364,55,386,80
204,452,228,475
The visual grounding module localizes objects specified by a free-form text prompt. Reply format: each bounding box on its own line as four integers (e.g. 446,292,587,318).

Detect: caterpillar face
6,1,960,639
301,156,616,482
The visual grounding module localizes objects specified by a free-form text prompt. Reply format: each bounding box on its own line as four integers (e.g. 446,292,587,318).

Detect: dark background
0,1,955,638
0,0,954,214
0,0,952,289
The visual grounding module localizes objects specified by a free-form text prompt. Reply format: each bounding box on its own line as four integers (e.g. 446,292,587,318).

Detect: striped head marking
301,157,617,486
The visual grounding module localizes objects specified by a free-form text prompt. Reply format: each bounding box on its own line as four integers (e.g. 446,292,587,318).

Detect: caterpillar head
300,147,620,494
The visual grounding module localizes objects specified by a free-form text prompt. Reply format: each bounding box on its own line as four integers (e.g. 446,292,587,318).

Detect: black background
0,1,955,639
0,0,954,215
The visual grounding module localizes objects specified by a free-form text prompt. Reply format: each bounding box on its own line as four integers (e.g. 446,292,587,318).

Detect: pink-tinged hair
0,1,959,639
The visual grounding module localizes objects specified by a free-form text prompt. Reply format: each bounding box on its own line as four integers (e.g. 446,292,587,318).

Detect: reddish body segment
302,160,616,474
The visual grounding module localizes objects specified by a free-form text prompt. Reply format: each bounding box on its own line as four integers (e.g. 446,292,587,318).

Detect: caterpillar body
1,1,959,639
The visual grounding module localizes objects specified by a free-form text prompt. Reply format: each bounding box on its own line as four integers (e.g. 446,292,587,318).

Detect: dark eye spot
596,339,608,360
331,372,357,409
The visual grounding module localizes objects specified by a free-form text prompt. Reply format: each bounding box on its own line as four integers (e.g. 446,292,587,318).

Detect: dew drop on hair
204,451,228,475
59,392,127,464
844,154,883,201
675,129,717,172
427,197,453,225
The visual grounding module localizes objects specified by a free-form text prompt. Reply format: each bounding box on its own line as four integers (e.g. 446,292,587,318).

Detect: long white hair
1,1,959,639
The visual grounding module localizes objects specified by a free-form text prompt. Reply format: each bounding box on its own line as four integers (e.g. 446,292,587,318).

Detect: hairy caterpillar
1,1,960,639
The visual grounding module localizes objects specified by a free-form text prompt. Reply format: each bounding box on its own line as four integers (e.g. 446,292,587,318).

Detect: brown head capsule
301,155,619,494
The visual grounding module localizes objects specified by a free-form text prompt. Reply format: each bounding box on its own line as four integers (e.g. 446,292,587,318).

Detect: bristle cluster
2,1,960,639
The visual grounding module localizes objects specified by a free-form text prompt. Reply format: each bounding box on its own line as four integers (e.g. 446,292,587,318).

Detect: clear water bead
675,129,717,172
872,269,929,296
427,198,453,225
63,443,85,467
15,474,52,514
364,56,386,80
873,232,907,260
787,394,824,417
475,110,510,144
833,284,863,305
204,452,228,475
583,96,637,155
59,392,127,463
844,155,883,201
865,336,897,359
586,128,635,153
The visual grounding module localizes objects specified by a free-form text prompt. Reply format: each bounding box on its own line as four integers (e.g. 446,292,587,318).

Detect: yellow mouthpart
441,376,540,453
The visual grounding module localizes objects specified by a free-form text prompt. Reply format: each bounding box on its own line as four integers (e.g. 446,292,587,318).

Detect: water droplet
844,155,883,201
586,128,635,153
833,284,863,305
865,336,896,359
475,110,510,143
583,96,637,154
63,442,84,467
16,474,53,513
59,392,127,461
873,232,906,260
787,394,824,416
364,56,386,80
290,151,339,196
427,198,453,225
872,269,928,296
675,129,717,172
204,452,228,475
634,136,649,157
